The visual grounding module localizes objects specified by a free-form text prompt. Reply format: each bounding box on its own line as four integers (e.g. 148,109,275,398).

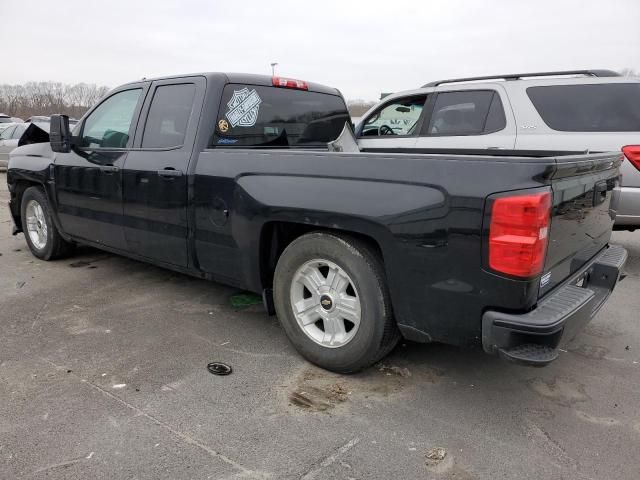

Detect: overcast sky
3,0,639,101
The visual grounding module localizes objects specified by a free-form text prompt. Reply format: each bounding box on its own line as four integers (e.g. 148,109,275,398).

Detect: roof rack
422,70,621,88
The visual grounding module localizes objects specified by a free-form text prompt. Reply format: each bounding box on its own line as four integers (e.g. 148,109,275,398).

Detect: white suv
355,70,640,229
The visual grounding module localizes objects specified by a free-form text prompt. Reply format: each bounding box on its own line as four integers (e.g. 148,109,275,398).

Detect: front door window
81,89,142,149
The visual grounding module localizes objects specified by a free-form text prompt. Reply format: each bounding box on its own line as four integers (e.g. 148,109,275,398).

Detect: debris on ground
328,383,349,402
378,363,411,378
289,383,349,412
229,291,263,309
425,447,447,465
16,281,25,289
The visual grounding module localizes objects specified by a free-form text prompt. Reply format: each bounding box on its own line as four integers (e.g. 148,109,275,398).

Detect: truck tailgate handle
100,165,119,174
157,168,183,178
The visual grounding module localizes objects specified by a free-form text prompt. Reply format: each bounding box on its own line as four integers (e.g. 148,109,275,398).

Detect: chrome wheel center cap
320,294,334,312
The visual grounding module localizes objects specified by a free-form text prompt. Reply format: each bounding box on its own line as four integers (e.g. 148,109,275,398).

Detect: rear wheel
20,186,74,260
273,232,400,373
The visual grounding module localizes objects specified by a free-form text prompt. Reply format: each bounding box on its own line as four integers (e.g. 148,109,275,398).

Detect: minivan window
360,95,427,137
142,83,196,148
81,89,142,148
210,85,350,148
527,83,640,132
424,90,505,136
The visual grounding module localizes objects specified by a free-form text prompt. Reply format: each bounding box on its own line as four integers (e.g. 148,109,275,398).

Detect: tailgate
539,152,622,297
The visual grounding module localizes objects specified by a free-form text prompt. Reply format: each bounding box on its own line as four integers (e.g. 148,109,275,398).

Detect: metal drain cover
207,362,232,376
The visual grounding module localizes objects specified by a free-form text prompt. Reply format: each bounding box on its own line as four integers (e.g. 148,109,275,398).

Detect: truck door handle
157,168,183,179
100,165,119,174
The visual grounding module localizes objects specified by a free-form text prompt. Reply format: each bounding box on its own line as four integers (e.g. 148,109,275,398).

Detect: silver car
356,70,640,229
0,123,28,170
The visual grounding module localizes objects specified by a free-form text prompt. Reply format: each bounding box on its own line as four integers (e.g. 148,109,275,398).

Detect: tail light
622,145,640,171
272,76,309,90
489,191,552,278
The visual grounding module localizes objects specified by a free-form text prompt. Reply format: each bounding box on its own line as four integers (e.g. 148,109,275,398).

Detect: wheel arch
258,220,387,291
8,179,43,232
8,176,68,241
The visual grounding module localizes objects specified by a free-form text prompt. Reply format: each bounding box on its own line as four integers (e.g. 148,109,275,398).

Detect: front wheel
273,232,400,373
20,186,74,260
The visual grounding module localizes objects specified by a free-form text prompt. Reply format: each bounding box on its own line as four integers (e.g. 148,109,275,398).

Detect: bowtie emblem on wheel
225,88,262,127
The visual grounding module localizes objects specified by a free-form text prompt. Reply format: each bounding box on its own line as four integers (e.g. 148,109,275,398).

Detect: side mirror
50,114,71,153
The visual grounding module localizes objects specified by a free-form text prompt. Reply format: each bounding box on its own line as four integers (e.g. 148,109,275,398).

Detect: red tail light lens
622,145,640,171
272,76,309,90
489,191,551,278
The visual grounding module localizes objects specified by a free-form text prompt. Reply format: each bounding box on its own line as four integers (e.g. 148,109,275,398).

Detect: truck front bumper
482,244,627,366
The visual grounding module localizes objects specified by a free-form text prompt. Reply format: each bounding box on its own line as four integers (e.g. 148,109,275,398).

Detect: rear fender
234,173,448,327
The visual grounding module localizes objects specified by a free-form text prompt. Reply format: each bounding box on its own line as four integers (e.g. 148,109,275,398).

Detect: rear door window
360,95,427,137
423,90,505,136
142,83,196,148
527,83,640,132
210,85,350,148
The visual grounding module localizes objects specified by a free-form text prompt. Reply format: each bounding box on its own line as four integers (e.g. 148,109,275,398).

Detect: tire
20,186,74,260
273,232,400,373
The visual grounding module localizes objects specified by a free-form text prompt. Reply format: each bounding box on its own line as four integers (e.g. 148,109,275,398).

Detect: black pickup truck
6,72,627,372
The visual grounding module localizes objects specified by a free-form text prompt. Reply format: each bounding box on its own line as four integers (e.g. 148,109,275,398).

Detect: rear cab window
423,90,506,136
527,83,640,132
210,84,350,148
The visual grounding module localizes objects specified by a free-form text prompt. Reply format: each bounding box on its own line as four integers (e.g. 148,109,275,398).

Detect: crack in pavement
299,437,360,479
38,357,269,479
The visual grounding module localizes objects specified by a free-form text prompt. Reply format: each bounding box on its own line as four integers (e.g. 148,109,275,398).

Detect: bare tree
619,68,639,78
0,81,111,120
346,99,376,117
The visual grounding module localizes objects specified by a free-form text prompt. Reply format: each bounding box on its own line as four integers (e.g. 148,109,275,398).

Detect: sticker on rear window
225,88,262,127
